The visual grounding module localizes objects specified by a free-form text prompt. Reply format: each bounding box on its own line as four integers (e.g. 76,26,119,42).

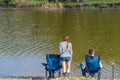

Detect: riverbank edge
0,7,120,11
0,2,120,10
0,77,118,80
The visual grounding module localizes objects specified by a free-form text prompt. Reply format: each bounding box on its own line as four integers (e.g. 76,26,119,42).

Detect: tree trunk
4,0,9,7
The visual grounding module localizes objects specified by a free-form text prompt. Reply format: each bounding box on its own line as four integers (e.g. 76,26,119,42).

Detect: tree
3,0,11,7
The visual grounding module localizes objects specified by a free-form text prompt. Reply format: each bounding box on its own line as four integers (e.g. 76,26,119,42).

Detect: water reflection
0,54,45,77
0,10,120,78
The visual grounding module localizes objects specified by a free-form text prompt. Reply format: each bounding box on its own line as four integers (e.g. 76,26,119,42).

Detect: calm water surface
0,10,120,78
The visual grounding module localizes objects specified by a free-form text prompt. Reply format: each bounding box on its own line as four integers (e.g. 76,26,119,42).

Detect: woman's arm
69,43,73,55
59,42,62,54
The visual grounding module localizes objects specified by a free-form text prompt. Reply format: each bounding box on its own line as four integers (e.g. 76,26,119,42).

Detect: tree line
0,0,87,7
0,0,83,7
1,0,119,8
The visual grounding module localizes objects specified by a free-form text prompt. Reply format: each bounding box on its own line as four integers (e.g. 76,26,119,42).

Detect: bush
0,0,120,8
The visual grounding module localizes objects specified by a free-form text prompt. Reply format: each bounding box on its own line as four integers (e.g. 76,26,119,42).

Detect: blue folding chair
42,54,62,78
80,55,101,80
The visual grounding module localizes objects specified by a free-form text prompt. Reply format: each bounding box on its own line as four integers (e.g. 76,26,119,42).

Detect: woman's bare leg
61,61,66,75
66,61,71,73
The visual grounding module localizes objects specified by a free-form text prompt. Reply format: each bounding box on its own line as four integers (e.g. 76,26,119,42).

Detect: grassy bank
0,77,118,80
0,77,98,80
64,2,120,9
48,76,117,80
51,76,97,80
0,0,120,9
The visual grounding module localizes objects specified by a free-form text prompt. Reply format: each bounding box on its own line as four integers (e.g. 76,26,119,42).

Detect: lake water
0,9,120,78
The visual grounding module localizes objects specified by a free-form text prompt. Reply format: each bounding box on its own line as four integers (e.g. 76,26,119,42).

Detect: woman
59,35,73,77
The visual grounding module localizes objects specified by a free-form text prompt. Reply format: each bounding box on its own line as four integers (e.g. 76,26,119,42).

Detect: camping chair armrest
42,63,47,67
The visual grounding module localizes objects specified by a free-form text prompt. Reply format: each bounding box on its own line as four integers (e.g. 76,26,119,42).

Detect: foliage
63,2,120,8
0,0,11,6
0,0,120,8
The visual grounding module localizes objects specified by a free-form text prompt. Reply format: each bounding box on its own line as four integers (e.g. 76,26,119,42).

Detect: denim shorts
60,57,71,62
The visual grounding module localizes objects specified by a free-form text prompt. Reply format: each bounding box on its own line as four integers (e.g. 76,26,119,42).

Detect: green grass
50,76,97,80
1,1,63,8
50,76,120,80
86,0,120,3
63,2,120,8
0,77,119,80
0,0,120,8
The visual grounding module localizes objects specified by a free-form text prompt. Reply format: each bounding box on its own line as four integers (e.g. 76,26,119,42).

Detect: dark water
0,10,120,78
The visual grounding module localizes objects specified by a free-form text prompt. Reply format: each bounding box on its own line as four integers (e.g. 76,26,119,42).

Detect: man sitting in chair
80,49,102,77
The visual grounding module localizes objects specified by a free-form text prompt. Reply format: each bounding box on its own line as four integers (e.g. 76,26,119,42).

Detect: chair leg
81,69,86,77
98,71,101,80
46,69,47,79
51,71,55,78
58,70,61,77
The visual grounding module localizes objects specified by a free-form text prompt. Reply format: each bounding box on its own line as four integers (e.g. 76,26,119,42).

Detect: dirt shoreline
0,7,120,11
0,77,46,80
0,77,118,80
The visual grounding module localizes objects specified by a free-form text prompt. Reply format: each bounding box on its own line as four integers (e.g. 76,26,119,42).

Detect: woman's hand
71,55,72,60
